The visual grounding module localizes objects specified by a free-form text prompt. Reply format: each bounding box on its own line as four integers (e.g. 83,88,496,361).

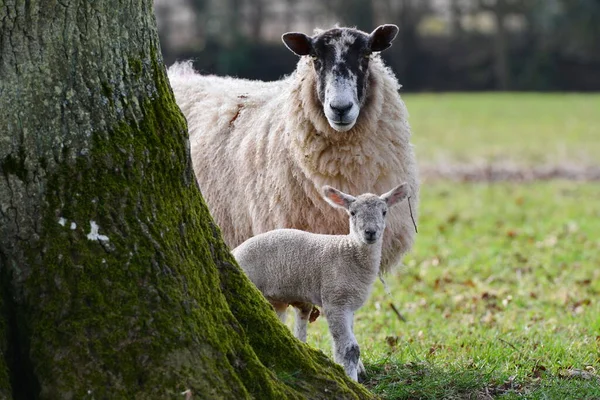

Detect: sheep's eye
382,210,387,216
350,211,356,216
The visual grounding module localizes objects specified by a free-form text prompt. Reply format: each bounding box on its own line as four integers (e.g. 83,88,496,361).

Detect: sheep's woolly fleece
167,47,419,273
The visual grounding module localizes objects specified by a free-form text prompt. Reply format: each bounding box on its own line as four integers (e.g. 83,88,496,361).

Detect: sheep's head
322,183,408,245
282,25,399,132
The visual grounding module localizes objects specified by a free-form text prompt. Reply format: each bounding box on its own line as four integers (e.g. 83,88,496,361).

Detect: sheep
167,24,419,274
232,183,409,381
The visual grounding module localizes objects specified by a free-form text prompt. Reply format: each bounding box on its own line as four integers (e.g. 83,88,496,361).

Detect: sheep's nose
330,102,352,116
364,229,376,241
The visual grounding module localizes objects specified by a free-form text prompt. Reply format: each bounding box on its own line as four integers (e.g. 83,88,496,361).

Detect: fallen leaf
531,365,547,379
559,368,599,380
586,366,597,374
462,279,476,288
572,299,591,308
428,344,445,355
385,336,399,348
447,213,459,224
481,310,495,325
481,292,497,301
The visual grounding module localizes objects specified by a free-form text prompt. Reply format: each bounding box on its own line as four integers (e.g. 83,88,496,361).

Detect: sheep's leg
293,303,313,342
325,307,360,381
270,301,289,323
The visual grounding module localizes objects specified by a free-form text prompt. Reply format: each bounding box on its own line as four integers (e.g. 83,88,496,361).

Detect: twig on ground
389,302,407,323
408,196,418,233
498,337,520,352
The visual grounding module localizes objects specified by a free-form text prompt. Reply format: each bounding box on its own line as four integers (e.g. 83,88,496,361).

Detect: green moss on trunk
9,53,371,399
0,0,373,397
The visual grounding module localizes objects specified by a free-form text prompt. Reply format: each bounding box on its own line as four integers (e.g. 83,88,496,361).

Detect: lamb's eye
382,210,387,216
350,211,356,216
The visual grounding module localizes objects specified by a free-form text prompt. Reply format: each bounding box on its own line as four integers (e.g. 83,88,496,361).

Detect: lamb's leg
270,301,289,323
357,359,366,380
325,307,360,381
351,316,367,381
293,303,313,342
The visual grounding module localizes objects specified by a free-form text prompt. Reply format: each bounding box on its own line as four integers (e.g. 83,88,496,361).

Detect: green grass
279,94,600,397
288,181,600,399
404,93,600,165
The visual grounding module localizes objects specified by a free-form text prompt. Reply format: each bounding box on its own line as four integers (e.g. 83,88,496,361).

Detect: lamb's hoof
357,360,367,382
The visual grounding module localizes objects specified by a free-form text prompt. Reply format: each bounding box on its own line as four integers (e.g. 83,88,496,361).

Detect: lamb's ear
369,24,399,52
323,186,356,210
380,183,409,207
282,32,313,56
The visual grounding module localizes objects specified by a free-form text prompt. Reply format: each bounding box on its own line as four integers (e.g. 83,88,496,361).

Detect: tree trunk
249,0,265,41
0,293,9,399
284,0,295,32
449,0,464,37
0,1,372,398
493,3,511,90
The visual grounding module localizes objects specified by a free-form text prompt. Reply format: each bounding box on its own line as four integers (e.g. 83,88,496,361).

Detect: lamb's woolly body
232,184,408,381
168,53,419,273
233,229,380,310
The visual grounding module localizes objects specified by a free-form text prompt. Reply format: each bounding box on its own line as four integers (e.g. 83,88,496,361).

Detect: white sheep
167,24,419,274
232,183,409,381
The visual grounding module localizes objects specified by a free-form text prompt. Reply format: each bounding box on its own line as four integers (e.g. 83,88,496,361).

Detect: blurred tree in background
154,0,600,91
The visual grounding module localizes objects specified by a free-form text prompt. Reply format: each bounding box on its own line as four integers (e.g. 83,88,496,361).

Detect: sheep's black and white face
283,25,399,132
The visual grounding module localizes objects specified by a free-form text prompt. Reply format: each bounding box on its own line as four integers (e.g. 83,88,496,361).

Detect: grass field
404,93,600,167
288,94,600,398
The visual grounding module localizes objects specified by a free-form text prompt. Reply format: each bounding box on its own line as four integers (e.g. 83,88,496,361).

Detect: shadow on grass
363,360,600,400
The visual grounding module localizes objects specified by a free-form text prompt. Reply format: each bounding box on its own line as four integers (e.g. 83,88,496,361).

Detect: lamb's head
323,183,409,245
282,25,399,132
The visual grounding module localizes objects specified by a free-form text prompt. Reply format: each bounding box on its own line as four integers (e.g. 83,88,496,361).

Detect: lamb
167,24,419,274
232,183,409,381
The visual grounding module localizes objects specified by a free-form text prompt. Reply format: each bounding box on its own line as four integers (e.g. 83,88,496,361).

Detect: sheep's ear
282,32,313,56
369,24,399,52
380,183,408,207
323,186,356,210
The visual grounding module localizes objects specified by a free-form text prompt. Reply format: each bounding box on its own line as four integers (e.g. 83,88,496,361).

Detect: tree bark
479,0,512,90
0,292,10,399
248,0,265,41
493,2,511,90
0,0,372,398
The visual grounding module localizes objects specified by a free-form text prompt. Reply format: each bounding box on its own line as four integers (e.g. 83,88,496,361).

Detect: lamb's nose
330,102,352,116
364,229,376,241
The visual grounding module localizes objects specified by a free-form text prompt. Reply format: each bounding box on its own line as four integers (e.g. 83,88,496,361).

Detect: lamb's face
322,183,409,246
282,25,399,132
348,195,388,245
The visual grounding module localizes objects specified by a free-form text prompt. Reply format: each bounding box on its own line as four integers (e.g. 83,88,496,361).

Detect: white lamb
168,24,419,274
232,183,409,381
